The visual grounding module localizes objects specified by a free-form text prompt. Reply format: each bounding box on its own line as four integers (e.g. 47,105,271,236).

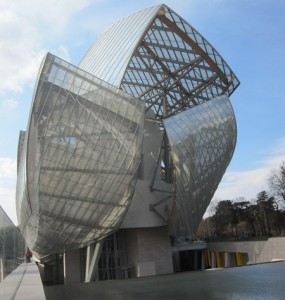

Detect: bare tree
268,161,285,204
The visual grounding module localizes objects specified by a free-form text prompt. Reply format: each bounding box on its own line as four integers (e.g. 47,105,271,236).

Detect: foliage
197,161,285,240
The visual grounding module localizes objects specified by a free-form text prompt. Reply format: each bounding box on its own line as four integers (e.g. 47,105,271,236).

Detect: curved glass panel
16,53,144,258
79,4,239,120
164,95,237,236
79,5,161,86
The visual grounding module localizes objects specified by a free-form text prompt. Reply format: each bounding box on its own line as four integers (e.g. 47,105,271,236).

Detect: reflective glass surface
80,4,239,120
121,5,239,119
0,206,25,280
16,54,144,258
164,95,237,235
17,3,240,260
79,5,161,86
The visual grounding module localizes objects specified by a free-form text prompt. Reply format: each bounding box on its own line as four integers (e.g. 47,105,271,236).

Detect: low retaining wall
207,237,285,264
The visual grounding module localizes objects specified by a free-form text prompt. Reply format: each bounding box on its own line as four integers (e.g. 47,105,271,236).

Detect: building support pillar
194,250,199,270
224,252,230,268
201,251,205,270
43,263,53,283
0,258,3,282
64,249,81,285
172,252,181,272
85,241,103,283
211,251,216,268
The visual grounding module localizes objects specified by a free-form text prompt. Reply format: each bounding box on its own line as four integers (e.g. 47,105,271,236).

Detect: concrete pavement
0,262,45,300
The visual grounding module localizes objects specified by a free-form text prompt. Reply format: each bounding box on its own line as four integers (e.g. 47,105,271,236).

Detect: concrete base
126,226,173,277
64,249,81,284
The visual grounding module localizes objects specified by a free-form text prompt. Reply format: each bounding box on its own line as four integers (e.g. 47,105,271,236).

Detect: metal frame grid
16,53,144,257
120,5,239,119
164,95,237,235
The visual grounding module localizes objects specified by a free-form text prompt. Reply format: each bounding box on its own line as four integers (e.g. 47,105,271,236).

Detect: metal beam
138,56,203,98
166,74,219,117
158,15,229,86
39,191,127,207
141,42,196,101
85,241,103,282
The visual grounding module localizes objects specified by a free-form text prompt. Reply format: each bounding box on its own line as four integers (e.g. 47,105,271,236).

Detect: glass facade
164,95,237,235
0,206,25,281
80,5,239,119
16,4,240,261
79,4,239,237
79,5,161,86
16,54,144,258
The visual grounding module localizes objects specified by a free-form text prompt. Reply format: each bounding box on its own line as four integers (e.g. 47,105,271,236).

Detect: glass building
16,4,239,280
0,206,25,281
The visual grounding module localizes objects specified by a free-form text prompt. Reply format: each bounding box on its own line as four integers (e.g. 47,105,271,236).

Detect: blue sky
0,0,284,224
